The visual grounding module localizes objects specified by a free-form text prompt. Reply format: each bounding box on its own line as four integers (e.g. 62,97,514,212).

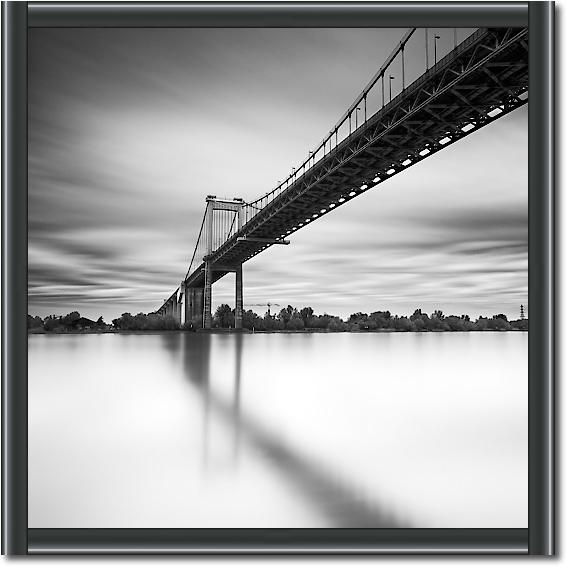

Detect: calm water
28,331,527,528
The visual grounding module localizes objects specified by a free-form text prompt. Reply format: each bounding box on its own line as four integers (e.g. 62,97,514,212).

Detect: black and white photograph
27,22,530,532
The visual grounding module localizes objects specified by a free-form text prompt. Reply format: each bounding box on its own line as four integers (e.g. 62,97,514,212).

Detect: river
28,331,527,528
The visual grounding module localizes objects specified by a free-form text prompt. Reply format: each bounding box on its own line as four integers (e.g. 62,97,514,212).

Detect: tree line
28,306,528,333
27,311,179,332
27,311,108,332
210,304,528,332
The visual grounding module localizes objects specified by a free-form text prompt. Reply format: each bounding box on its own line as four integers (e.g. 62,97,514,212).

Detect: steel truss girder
184,26,527,286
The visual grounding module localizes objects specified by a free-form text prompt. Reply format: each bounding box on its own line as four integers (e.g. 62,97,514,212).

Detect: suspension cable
185,209,208,279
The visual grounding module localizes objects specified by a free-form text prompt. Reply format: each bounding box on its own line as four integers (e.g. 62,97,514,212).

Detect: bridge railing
240,27,478,226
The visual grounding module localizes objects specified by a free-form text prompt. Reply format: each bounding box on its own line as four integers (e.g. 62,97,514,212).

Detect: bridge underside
184,26,528,291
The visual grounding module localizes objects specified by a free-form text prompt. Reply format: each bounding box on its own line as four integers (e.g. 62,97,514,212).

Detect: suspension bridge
156,26,529,328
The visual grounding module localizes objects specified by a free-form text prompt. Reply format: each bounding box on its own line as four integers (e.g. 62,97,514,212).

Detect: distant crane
245,302,280,317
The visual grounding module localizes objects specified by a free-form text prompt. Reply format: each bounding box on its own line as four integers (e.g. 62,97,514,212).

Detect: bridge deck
184,26,528,289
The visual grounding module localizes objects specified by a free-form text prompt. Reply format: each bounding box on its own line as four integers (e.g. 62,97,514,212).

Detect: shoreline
27,327,528,336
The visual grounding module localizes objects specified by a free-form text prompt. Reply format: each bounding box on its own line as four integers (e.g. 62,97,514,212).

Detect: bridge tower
199,195,245,330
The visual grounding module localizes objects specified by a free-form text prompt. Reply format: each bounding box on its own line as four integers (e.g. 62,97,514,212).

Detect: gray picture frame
2,1,554,555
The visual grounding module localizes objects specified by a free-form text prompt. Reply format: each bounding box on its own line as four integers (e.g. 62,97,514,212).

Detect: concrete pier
185,286,204,328
203,261,212,329
235,264,243,329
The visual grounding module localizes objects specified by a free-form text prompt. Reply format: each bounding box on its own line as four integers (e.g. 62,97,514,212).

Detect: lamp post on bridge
434,35,440,65
389,75,395,103
425,28,429,69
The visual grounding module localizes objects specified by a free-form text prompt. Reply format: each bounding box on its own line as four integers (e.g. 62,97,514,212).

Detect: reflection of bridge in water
161,333,409,528
157,26,528,327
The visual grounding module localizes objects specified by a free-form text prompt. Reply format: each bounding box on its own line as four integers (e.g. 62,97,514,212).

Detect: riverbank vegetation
211,304,528,332
28,306,528,333
27,311,179,333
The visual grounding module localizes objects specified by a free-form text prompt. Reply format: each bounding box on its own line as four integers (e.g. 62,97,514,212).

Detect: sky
28,27,527,322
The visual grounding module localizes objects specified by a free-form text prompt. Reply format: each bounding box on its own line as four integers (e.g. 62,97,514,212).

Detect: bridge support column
184,291,190,326
179,284,185,326
203,261,212,329
175,293,182,326
185,286,204,328
235,264,243,329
